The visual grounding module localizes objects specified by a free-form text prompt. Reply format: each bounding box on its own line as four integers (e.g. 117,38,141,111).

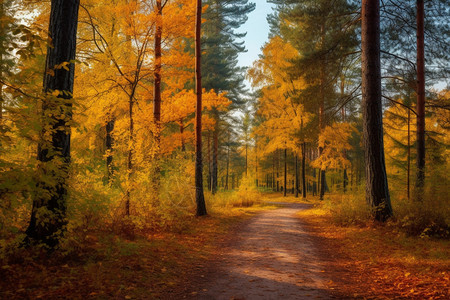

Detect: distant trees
268,0,359,200
202,0,255,194
25,0,80,247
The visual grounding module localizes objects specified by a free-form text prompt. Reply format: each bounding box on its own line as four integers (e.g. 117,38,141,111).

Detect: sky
237,0,275,87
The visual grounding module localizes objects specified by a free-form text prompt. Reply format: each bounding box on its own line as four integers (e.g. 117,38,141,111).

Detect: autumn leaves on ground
1,194,449,299
1,0,450,299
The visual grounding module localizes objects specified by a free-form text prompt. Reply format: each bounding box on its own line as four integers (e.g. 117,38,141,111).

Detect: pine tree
361,0,393,222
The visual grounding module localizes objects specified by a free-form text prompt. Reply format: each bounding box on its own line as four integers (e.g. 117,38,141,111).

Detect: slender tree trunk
245,143,248,176
415,0,425,197
255,136,258,187
207,131,211,191
283,148,287,197
361,0,392,221
212,119,218,194
318,23,327,201
407,108,411,200
106,116,115,183
225,144,229,190
180,118,185,151
153,0,162,190
272,152,276,191
302,142,307,198
195,0,207,216
25,0,80,248
126,89,136,216
295,154,299,197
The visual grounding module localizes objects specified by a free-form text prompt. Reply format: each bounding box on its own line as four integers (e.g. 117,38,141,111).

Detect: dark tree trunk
255,136,258,187
180,118,185,151
407,108,411,200
106,117,115,183
212,121,218,194
283,148,287,197
153,0,162,188
207,131,211,191
361,0,392,221
245,143,248,176
272,152,276,191
415,0,425,196
295,154,299,198
225,144,229,190
195,0,207,216
126,89,136,216
302,142,306,198
25,0,80,248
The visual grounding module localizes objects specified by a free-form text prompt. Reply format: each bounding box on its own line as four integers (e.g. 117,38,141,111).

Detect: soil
177,203,334,300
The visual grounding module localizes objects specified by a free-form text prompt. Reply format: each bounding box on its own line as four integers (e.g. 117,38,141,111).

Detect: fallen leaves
298,207,450,299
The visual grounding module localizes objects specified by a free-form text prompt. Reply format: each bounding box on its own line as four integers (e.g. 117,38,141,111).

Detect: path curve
191,203,331,300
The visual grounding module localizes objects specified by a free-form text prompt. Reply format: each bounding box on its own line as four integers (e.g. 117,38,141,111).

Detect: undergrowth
322,185,450,238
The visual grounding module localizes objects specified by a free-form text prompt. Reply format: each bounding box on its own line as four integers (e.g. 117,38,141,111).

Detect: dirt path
188,203,331,300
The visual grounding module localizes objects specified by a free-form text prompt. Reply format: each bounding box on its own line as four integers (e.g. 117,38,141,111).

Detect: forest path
187,202,331,300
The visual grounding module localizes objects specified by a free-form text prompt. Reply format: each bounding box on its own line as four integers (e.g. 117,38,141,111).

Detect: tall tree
25,0,80,247
415,0,425,195
195,0,207,216
361,0,392,221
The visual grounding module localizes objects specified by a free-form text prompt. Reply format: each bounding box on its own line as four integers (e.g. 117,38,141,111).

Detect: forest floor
1,194,449,299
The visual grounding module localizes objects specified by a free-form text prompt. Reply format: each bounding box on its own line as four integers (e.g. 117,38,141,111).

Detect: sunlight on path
194,203,331,299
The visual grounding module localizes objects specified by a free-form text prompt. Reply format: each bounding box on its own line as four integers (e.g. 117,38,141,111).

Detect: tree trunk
407,108,411,200
245,143,248,176
225,144,229,190
106,116,115,183
207,131,211,191
415,0,425,197
153,0,162,188
195,0,207,216
283,148,287,197
361,0,392,221
272,152,276,191
180,118,185,151
126,90,136,216
302,142,307,198
295,154,299,197
212,120,218,194
25,0,80,248
255,136,258,187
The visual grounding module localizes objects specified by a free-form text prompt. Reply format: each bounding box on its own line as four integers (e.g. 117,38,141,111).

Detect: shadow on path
182,202,334,300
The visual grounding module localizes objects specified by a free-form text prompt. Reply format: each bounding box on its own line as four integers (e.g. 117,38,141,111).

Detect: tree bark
195,0,207,216
180,118,185,151
283,148,287,197
272,152,276,191
225,143,229,190
295,154,299,197
255,136,258,187
106,116,115,183
415,0,425,196
153,0,163,188
361,0,392,221
302,142,307,198
25,0,80,248
407,108,411,200
212,119,218,194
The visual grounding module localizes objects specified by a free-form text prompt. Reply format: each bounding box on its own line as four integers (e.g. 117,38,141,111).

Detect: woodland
0,0,449,299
